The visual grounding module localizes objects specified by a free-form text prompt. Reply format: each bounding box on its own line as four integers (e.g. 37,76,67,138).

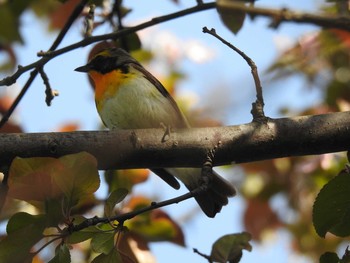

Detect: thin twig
0,0,89,128
193,248,213,263
217,0,350,31
71,186,207,232
84,4,95,38
38,66,57,106
114,0,129,51
32,235,63,256
49,0,90,52
202,26,265,120
0,70,38,128
0,3,216,88
38,2,216,58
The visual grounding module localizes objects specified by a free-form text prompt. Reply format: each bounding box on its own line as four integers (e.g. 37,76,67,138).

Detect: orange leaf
57,122,80,132
8,157,64,202
243,198,281,240
50,0,81,30
124,196,185,246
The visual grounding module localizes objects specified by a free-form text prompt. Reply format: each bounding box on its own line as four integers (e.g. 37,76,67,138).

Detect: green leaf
91,249,122,263
210,232,252,263
0,5,23,44
115,32,141,52
320,252,339,263
45,199,65,227
48,243,71,263
313,170,350,237
53,152,100,208
6,212,45,233
0,213,46,263
91,231,115,254
216,0,246,34
104,188,128,217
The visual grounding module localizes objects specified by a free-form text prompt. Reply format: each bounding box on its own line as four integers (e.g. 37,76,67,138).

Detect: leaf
45,199,65,227
104,188,129,217
243,198,281,240
6,212,46,233
104,169,149,193
0,46,17,72
320,252,339,263
48,244,71,263
8,157,63,202
115,32,141,52
49,0,81,30
91,249,122,263
116,232,152,263
216,0,246,34
313,170,350,237
53,152,100,207
125,197,185,246
0,5,23,44
0,213,46,263
91,231,115,254
210,232,252,263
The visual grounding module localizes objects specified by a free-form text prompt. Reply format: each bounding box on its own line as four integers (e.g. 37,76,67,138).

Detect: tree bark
1,111,349,170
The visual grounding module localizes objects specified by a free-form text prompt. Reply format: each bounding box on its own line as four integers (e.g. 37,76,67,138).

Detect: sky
2,0,326,262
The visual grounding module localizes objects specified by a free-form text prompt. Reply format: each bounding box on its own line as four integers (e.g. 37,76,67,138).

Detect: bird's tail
164,168,236,218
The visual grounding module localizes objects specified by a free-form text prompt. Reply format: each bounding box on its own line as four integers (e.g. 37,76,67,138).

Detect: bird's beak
75,64,90,73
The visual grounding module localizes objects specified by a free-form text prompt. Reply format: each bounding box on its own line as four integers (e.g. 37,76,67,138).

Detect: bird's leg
201,142,221,187
160,122,172,142
200,147,216,189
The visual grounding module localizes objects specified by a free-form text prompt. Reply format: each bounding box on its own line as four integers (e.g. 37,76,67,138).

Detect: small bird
75,47,235,217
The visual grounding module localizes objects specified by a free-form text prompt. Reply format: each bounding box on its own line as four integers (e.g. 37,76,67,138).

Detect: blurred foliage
1,0,350,262
267,29,350,107
258,2,350,261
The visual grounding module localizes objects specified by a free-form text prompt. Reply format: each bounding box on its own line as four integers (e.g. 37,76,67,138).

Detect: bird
75,47,236,217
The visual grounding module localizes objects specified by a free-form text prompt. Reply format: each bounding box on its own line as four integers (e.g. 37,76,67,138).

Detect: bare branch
38,66,58,106
1,2,216,87
0,0,89,128
70,186,207,232
84,4,95,38
217,1,350,31
193,248,213,263
0,111,349,169
202,27,265,121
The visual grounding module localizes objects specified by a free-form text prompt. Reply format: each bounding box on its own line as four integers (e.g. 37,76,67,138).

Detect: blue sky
2,1,326,262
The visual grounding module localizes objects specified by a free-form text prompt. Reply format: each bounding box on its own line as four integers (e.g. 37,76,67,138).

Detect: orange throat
89,70,126,104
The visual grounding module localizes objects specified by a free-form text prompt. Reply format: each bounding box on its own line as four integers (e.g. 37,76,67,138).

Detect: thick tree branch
1,111,349,170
